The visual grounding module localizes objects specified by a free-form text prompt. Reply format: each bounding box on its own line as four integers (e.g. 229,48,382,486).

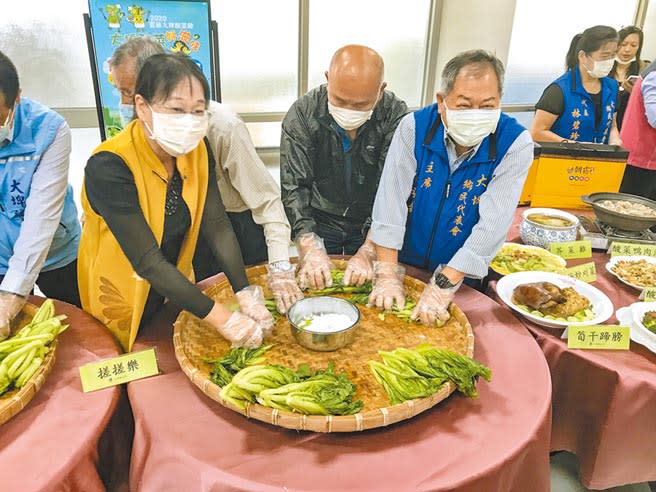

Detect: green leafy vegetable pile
369,344,491,404
219,362,363,415
206,345,273,387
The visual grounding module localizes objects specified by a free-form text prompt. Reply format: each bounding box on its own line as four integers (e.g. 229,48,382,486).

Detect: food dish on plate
642,311,656,333
615,302,656,354
490,243,566,275
597,199,656,218
526,213,575,228
511,282,594,322
609,258,656,288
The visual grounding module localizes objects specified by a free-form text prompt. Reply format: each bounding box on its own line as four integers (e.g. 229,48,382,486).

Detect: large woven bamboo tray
0,303,58,426
174,260,474,432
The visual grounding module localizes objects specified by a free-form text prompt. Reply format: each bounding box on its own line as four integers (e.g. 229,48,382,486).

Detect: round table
0,298,126,492
489,207,656,489
127,272,552,492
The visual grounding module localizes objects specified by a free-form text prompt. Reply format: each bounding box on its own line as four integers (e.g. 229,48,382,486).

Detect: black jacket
280,84,408,239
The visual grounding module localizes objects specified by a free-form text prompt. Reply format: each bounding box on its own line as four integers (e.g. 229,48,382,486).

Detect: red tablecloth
127,273,552,492
490,207,656,489
0,298,125,492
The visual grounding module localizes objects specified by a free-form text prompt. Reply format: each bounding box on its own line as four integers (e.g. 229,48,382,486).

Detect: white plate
605,256,656,291
490,243,567,276
615,302,656,354
497,271,614,328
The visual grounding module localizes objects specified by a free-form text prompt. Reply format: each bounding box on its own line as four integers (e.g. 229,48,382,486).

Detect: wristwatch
434,272,456,289
269,260,294,272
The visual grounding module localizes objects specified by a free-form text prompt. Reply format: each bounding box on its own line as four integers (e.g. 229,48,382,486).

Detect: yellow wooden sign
79,348,159,392
641,288,656,302
564,262,597,283
568,325,630,350
608,241,656,258
549,240,592,259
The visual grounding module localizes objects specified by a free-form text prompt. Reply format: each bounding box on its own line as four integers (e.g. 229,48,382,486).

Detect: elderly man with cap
368,50,534,325
109,37,301,314
281,44,408,292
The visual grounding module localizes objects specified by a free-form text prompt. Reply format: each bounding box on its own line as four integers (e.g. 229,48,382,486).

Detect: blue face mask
0,105,15,144
118,103,135,127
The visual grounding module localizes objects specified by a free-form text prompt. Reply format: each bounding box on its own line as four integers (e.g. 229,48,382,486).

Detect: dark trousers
0,259,81,307
193,210,268,281
316,221,365,255
619,165,656,201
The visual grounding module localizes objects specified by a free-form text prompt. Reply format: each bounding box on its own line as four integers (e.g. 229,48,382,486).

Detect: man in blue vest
0,51,81,339
368,50,533,325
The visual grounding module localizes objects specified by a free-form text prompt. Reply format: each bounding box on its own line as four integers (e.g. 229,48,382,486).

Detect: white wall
642,1,656,62
432,0,518,95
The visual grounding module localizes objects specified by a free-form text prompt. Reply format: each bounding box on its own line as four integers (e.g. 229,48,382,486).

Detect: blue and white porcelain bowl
519,208,579,249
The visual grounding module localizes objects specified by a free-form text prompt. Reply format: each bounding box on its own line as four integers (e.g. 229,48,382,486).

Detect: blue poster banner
88,0,213,139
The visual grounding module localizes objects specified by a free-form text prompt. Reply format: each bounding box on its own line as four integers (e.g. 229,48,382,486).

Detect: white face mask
585,57,614,78
444,106,501,148
144,105,208,157
118,103,135,127
0,105,15,144
615,56,636,66
328,101,374,131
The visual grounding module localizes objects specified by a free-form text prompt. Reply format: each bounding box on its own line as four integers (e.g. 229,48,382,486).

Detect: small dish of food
497,271,613,328
615,301,656,354
519,208,579,249
287,296,360,351
605,256,656,290
490,243,566,276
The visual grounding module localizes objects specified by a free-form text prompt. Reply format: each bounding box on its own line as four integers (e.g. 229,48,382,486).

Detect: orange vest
78,120,208,351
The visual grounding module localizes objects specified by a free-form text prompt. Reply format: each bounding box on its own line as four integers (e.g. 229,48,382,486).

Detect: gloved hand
236,286,275,336
368,261,406,311
267,262,303,314
411,271,462,326
217,311,264,348
296,233,333,290
343,242,376,286
0,291,27,341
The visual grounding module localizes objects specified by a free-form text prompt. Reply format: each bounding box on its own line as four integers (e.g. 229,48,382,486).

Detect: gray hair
440,50,505,96
109,36,165,73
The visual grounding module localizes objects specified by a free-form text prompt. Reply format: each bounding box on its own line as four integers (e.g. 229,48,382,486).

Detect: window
210,0,298,113
0,0,95,108
642,1,656,62
503,0,639,105
307,0,431,108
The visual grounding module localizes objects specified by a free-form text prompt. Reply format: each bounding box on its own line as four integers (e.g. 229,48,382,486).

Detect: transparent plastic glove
0,292,27,341
236,286,275,336
343,242,376,286
296,233,333,290
368,261,406,311
411,272,461,326
267,262,303,314
217,311,264,348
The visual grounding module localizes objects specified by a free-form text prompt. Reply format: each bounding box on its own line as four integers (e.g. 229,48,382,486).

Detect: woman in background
78,53,272,351
531,25,621,145
609,26,650,129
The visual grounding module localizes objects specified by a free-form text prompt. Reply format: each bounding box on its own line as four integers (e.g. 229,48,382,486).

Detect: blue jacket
550,68,618,143
399,104,525,271
0,98,80,274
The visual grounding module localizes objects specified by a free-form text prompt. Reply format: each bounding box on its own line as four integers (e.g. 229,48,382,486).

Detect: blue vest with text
0,98,80,274
399,103,525,271
550,69,618,144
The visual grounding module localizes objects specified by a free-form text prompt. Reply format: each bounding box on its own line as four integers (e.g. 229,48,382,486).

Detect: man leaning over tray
367,50,534,325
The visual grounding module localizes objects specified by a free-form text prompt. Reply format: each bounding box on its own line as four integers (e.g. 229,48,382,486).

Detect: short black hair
135,53,210,105
565,26,618,70
0,50,20,105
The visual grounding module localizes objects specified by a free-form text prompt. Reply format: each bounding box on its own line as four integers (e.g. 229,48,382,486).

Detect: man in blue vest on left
0,50,81,339
367,50,533,325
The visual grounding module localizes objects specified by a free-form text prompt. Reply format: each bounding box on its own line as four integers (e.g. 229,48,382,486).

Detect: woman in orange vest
78,53,273,351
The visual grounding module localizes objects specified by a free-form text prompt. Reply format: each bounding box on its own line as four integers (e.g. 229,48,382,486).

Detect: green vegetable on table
369,344,491,405
642,311,656,333
206,345,273,387
0,299,68,396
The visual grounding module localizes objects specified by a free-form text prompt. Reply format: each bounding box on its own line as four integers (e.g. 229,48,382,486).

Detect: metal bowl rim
286,296,361,334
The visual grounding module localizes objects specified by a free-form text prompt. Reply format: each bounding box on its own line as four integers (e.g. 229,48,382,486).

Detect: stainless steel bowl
286,296,360,352
581,192,656,232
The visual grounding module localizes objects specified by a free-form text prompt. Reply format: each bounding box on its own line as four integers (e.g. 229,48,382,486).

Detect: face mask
0,105,15,144
615,56,636,66
328,101,374,131
444,106,501,148
118,103,135,127
144,105,208,157
585,57,614,78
